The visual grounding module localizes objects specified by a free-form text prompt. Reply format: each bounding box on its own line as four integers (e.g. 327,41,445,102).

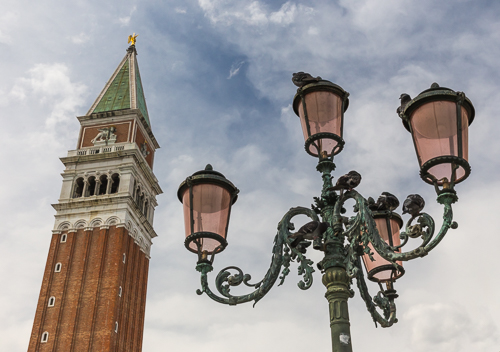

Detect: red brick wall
28,227,150,352
134,126,154,169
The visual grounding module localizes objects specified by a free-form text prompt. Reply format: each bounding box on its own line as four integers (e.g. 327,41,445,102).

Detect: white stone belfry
52,45,162,257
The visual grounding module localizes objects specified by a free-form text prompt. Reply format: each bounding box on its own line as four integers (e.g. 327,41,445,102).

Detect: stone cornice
52,195,158,239
52,195,130,211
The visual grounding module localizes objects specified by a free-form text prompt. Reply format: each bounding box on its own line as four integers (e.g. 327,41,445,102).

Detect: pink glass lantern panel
362,218,403,282
297,90,342,155
411,101,469,182
182,184,232,254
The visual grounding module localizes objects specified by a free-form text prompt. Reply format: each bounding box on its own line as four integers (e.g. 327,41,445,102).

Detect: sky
1,0,499,351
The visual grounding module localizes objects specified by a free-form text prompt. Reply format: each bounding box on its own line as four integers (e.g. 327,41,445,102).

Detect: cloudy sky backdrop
1,0,499,351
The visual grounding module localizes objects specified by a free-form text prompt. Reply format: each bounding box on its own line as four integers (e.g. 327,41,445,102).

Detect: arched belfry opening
87,176,96,196
110,173,120,194
98,174,108,195
73,177,84,198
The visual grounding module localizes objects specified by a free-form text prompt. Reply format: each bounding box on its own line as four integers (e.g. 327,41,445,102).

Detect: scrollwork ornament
278,246,291,286
335,189,458,263
373,291,391,320
195,206,319,307
354,257,397,328
395,212,435,250
296,255,315,290
344,244,361,279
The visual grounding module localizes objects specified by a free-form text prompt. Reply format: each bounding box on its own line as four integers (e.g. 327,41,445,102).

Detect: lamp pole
177,74,475,351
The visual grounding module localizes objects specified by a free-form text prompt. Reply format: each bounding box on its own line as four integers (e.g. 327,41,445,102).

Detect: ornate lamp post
178,73,475,351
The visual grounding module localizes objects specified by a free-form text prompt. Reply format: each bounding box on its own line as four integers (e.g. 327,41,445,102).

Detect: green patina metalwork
194,157,460,351
195,206,319,307
336,189,457,267
93,59,131,113
92,55,151,127
135,59,150,126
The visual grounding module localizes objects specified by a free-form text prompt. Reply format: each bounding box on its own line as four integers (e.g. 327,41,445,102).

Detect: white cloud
8,84,26,100
405,303,498,352
119,16,131,25
199,0,311,26
227,60,245,79
175,7,187,14
0,11,18,44
308,26,319,35
119,5,137,26
268,2,298,25
70,32,90,44
0,29,12,44
11,63,87,126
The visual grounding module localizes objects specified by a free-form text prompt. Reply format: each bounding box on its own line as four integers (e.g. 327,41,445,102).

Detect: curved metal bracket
195,206,319,306
335,190,458,265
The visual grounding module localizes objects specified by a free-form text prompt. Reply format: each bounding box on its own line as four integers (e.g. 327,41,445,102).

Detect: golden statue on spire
128,33,138,46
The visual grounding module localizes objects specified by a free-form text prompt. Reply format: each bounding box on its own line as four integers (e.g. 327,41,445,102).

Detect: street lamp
178,165,239,264
178,73,475,351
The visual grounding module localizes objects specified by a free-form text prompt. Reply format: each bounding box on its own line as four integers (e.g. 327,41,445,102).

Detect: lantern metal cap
292,79,350,116
192,164,225,177
177,164,239,203
399,83,475,132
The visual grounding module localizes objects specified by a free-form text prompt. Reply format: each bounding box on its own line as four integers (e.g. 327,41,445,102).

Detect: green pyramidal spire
87,45,151,126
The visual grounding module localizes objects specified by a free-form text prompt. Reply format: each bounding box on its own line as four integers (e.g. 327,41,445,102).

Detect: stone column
106,175,113,195
94,180,101,196
82,179,89,197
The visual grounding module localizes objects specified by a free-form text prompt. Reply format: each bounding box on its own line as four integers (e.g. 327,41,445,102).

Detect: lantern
400,83,475,186
178,165,238,263
293,79,349,158
362,211,404,283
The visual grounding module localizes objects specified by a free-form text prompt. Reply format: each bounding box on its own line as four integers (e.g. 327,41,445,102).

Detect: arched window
48,296,55,307
55,263,62,272
73,177,84,198
61,234,67,243
98,174,108,195
119,286,122,297
114,322,118,333
110,173,120,194
87,176,96,196
132,180,137,198
41,332,49,343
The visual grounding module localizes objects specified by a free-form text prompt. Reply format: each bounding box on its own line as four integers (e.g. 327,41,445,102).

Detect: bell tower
28,42,162,351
